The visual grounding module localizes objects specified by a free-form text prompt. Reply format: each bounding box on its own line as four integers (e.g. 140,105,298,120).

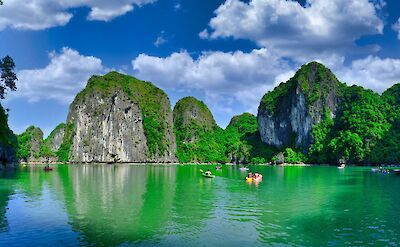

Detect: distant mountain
16,125,43,162
17,63,400,165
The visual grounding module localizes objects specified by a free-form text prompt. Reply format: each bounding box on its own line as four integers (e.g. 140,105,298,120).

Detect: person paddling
205,169,212,176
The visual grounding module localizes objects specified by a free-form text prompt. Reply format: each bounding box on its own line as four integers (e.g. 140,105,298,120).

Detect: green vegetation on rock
57,123,74,162
16,126,43,161
260,62,339,116
36,123,66,159
173,97,226,163
174,100,278,164
272,148,307,164
17,63,400,165
45,123,65,144
326,85,390,164
74,72,171,157
225,113,277,164
308,85,391,164
0,105,16,150
368,83,400,164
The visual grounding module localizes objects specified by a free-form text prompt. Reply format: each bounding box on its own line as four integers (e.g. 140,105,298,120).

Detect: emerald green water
0,165,399,246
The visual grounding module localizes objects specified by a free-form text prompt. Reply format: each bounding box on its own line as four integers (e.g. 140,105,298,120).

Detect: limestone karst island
1,0,400,246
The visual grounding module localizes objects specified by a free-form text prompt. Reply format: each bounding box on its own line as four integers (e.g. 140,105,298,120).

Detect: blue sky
0,0,399,136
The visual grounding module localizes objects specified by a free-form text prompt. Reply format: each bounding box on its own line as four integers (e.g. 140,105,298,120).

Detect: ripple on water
1,165,400,246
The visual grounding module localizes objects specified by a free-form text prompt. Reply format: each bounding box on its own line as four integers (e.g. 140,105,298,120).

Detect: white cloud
204,0,384,61
393,18,400,40
132,48,293,115
8,47,104,103
174,3,181,10
153,31,167,47
132,48,400,122
198,29,209,39
0,0,156,30
336,56,400,93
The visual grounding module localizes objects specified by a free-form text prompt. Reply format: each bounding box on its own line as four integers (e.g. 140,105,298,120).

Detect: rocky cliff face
16,126,44,162
64,72,176,163
257,62,340,151
45,123,65,152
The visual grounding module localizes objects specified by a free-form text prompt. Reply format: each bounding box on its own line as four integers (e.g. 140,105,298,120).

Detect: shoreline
18,162,369,167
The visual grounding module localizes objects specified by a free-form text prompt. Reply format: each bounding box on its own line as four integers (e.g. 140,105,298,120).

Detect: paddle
199,169,204,173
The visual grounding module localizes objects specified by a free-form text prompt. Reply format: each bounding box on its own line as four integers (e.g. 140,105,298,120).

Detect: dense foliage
173,97,226,163
307,85,392,164
368,83,400,164
57,123,74,162
258,62,400,165
0,48,18,165
16,126,43,161
0,105,17,150
260,62,339,115
224,113,277,164
36,123,66,159
174,99,278,164
271,148,307,164
0,55,17,99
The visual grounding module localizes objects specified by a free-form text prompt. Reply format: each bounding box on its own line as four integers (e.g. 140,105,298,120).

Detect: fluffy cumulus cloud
9,47,104,103
336,56,400,93
132,48,294,114
393,18,400,40
203,0,384,61
0,0,155,30
132,49,400,122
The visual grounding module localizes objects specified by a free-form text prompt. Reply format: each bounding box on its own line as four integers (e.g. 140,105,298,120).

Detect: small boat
393,169,400,175
338,164,346,169
44,167,53,171
239,167,249,171
202,173,215,178
246,176,262,182
371,168,379,173
216,165,222,170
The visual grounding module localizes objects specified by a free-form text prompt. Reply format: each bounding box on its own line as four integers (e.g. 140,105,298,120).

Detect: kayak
240,167,249,171
202,173,215,178
246,176,263,182
44,167,53,171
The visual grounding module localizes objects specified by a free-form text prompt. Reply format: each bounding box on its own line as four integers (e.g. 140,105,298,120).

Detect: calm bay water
0,164,399,247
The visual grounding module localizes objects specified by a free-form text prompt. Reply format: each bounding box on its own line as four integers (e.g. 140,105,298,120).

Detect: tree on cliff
0,56,17,99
